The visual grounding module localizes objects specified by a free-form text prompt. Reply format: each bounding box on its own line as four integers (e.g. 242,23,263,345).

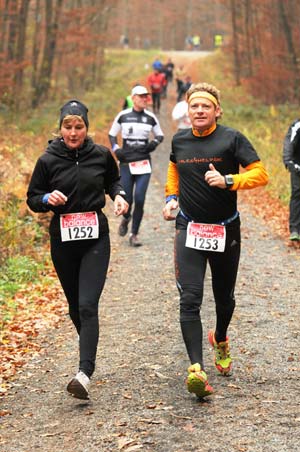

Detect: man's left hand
205,163,227,189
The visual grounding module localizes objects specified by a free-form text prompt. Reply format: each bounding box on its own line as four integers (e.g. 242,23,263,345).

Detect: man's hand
163,198,178,221
205,163,226,189
114,195,129,216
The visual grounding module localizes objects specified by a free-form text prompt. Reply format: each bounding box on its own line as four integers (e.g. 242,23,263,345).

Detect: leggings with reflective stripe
174,221,241,369
50,234,110,377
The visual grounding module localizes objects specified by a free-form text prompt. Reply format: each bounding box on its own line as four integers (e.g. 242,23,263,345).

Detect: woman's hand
48,190,68,206
205,163,226,189
163,198,178,221
114,195,129,216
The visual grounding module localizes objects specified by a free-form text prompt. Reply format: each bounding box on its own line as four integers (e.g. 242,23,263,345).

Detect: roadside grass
0,256,42,322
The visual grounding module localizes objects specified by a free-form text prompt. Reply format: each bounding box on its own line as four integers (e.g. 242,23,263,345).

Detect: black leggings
151,92,161,112
50,234,110,377
174,222,241,369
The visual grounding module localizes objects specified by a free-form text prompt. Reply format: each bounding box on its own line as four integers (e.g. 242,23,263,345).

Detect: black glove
115,148,125,162
287,160,300,173
145,140,159,152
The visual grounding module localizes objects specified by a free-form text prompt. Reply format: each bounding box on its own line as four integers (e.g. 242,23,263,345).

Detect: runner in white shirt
109,85,164,246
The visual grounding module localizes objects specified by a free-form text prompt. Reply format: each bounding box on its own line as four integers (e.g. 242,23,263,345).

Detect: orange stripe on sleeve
165,161,179,197
231,161,269,190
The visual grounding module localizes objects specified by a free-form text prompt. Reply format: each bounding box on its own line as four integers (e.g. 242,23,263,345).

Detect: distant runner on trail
108,85,164,247
171,84,192,130
27,100,128,400
163,82,269,399
147,68,167,114
283,118,300,241
172,98,191,130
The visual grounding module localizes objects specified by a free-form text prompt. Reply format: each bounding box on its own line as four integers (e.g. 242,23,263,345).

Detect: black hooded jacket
283,119,300,166
27,137,126,237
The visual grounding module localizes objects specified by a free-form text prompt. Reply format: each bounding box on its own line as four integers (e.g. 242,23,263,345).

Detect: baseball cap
131,85,149,96
59,99,89,128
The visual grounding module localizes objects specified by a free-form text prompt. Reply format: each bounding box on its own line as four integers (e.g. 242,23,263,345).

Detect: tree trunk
31,0,41,91
32,0,63,108
230,0,241,85
14,0,30,91
7,0,18,61
244,0,253,77
278,0,300,101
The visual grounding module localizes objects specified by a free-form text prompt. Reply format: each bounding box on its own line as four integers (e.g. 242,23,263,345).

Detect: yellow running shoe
186,363,214,398
208,330,232,375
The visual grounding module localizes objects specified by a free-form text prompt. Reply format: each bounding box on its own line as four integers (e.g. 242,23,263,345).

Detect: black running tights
50,234,110,378
174,223,241,369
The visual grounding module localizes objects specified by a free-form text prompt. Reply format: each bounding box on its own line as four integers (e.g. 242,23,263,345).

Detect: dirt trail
0,54,299,452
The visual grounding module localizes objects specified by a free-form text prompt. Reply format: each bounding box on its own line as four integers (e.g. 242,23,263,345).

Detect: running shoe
118,217,130,237
208,330,232,375
186,363,214,398
129,233,142,247
67,370,90,400
289,231,300,241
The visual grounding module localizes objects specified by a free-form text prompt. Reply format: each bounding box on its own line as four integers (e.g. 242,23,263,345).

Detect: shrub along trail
1,58,299,452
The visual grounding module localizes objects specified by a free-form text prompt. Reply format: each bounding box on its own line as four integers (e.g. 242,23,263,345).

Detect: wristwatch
224,174,234,189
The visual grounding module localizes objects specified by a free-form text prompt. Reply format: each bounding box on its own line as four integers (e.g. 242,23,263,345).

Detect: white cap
131,85,149,96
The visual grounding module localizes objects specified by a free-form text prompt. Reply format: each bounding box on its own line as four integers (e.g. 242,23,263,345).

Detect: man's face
132,94,149,111
188,96,221,131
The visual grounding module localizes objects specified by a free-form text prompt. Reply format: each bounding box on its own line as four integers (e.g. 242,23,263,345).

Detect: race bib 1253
185,222,226,252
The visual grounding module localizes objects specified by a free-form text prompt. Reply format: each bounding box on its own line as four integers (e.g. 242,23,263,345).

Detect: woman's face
61,118,87,150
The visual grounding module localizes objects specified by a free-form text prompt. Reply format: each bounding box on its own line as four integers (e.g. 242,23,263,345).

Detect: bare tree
277,0,300,101
32,0,63,108
14,0,30,91
31,0,41,92
230,0,241,85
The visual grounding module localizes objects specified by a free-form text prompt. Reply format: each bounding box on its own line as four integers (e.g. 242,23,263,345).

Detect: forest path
0,53,299,452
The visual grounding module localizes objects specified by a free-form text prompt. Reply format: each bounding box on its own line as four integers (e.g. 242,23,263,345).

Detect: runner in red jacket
147,69,167,114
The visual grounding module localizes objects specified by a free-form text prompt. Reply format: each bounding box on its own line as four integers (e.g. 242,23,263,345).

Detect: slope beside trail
1,53,300,452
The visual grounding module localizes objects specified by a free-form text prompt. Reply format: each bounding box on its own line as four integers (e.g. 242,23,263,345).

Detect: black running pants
50,234,110,377
174,222,241,369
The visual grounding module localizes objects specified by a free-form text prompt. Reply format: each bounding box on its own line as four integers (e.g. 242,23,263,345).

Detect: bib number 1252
60,212,99,242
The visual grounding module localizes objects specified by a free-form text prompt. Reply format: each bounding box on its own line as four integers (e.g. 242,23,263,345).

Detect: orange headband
188,91,219,106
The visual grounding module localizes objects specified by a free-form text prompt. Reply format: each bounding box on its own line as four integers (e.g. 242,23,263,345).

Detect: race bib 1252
60,211,99,242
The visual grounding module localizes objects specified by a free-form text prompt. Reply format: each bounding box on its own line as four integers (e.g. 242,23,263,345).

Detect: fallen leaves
0,269,66,395
118,437,143,451
239,188,289,241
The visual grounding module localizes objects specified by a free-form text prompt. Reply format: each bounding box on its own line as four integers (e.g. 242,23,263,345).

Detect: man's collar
192,124,216,137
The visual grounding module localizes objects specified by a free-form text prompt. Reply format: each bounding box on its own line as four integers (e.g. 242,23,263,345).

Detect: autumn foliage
1,1,299,109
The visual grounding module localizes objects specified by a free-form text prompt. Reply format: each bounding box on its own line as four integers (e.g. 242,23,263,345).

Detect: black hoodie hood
45,136,95,160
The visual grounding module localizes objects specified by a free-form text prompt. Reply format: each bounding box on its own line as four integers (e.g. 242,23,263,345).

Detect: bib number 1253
185,222,226,252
